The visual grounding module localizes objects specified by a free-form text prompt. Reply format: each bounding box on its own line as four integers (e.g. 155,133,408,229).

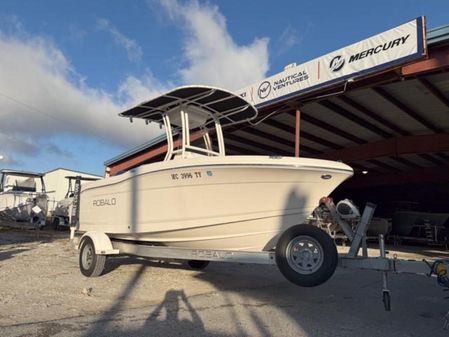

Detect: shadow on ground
0,227,66,263
0,227,66,245
60,260,448,337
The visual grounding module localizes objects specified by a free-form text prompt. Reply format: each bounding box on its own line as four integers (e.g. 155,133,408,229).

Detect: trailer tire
79,237,106,277
187,260,209,270
276,224,337,287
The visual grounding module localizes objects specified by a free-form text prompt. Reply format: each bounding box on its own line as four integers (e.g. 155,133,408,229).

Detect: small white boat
52,176,99,230
0,169,48,228
77,86,353,252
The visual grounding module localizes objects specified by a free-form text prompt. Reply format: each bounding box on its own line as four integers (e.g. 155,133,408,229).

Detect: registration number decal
171,171,213,180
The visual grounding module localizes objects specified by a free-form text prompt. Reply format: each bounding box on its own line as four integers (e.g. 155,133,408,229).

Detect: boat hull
78,156,353,251
0,192,48,225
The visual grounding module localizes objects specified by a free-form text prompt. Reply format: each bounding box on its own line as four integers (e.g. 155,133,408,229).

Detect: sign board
238,17,426,108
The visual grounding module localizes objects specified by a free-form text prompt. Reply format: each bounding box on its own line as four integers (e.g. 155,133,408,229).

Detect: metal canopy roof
119,86,257,129
106,24,449,189
221,70,449,187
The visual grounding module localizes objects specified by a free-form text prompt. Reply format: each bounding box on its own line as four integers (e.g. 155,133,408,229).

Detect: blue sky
0,0,448,175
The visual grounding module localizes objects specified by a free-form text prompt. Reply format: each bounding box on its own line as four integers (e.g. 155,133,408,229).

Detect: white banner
238,17,426,108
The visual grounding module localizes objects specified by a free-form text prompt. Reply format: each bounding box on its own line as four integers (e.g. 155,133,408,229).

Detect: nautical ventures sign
238,17,426,108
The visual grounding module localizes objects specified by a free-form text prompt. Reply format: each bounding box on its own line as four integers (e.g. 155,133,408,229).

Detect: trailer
70,176,449,326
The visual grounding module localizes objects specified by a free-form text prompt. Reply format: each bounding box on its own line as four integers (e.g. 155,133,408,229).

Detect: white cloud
0,2,272,167
0,31,163,164
118,72,169,104
96,18,143,63
158,0,269,90
278,26,301,55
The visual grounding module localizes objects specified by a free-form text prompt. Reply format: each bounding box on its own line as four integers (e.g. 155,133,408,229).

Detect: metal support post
347,202,376,258
362,235,368,257
70,176,82,229
379,234,391,311
295,108,301,157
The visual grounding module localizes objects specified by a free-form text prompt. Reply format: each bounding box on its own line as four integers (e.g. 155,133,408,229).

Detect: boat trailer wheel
276,224,338,287
79,237,106,277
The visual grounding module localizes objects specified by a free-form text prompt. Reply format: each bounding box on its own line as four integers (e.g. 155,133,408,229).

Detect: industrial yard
0,227,448,337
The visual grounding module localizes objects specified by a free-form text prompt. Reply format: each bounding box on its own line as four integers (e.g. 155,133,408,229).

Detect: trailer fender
79,231,119,255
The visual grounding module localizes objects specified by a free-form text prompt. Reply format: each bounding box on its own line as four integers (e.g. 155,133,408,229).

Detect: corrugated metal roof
105,23,449,170
427,24,449,46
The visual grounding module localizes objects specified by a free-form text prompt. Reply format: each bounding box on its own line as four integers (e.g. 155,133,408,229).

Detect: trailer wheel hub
286,235,324,275
81,242,94,269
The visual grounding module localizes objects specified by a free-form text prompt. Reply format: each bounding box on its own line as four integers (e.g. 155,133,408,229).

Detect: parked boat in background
52,176,99,230
0,169,48,228
392,211,449,237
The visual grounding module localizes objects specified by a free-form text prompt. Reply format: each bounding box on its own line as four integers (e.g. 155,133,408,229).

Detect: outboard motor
336,199,360,219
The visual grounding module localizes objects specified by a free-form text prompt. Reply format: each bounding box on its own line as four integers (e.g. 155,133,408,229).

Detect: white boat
77,86,353,252
53,176,99,230
0,169,48,228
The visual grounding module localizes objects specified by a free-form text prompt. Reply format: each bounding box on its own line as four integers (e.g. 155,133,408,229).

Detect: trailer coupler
422,259,449,329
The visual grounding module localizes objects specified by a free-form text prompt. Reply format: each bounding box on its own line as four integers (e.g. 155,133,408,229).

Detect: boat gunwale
82,161,353,193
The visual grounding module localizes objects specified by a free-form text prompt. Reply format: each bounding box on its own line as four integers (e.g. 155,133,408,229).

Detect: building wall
45,169,101,212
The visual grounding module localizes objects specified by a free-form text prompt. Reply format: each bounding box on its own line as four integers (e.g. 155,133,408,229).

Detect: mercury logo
329,55,345,72
257,81,271,99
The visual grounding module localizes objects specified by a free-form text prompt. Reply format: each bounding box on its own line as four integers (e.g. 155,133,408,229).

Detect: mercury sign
239,17,426,108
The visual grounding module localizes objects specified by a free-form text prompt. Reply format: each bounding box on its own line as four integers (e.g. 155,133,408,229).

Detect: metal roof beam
225,134,292,156
367,159,400,172
390,156,421,169
261,118,343,150
338,96,410,136
418,153,445,166
343,165,449,189
418,77,449,109
319,100,393,138
237,127,322,155
436,152,449,164
374,87,443,133
401,45,449,77
288,111,365,144
320,134,449,162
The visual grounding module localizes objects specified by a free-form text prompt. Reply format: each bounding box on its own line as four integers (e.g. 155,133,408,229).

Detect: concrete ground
0,227,448,337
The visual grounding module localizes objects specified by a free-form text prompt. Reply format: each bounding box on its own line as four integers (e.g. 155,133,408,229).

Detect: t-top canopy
0,169,45,178
119,85,258,129
65,176,100,181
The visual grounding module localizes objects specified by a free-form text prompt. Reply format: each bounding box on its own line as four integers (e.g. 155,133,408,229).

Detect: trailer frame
73,201,449,315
